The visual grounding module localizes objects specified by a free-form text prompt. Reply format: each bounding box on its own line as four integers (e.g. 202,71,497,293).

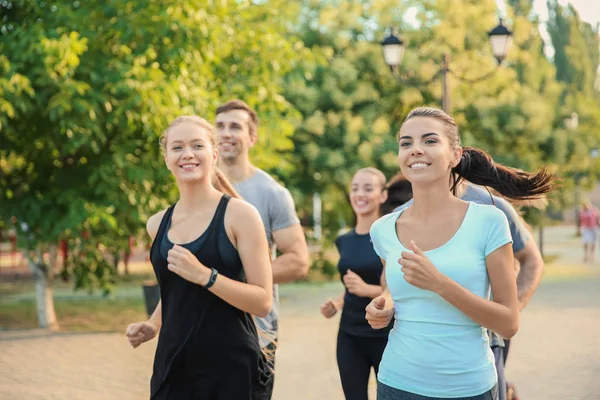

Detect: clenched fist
125,321,158,348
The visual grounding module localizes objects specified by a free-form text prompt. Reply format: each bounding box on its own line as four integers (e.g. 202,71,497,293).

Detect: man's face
215,109,257,162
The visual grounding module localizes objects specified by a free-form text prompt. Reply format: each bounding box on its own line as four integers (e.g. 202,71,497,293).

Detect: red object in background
60,240,68,266
123,236,136,275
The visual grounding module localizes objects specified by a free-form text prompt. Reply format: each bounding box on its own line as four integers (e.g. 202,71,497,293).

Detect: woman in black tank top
320,168,391,400
125,116,273,400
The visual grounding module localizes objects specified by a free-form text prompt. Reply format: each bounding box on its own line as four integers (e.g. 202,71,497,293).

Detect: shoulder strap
155,205,176,243
214,195,231,221
205,195,231,264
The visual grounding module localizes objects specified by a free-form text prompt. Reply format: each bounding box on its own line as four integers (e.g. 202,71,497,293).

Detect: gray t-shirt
394,183,531,347
232,168,301,347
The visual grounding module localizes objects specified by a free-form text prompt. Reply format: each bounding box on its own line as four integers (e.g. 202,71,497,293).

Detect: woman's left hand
399,241,448,293
167,245,211,286
343,270,369,297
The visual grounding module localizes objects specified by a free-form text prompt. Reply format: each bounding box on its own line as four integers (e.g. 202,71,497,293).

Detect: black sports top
149,195,269,399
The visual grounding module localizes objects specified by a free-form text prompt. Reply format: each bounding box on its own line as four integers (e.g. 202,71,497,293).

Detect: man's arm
514,239,544,311
493,196,544,311
271,224,309,284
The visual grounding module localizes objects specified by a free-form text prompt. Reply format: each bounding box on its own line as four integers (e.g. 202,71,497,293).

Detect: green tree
547,0,599,96
546,0,600,209
0,0,303,328
284,0,568,240
284,0,419,242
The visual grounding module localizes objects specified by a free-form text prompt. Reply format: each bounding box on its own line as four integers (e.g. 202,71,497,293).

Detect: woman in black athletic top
125,116,273,399
320,167,393,400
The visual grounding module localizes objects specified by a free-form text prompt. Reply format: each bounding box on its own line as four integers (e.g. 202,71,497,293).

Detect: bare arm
205,200,273,317
435,244,519,338
378,261,392,308
365,261,395,329
125,210,166,346
148,301,162,330
271,224,309,284
145,210,166,330
514,240,544,311
362,284,385,299
343,269,385,298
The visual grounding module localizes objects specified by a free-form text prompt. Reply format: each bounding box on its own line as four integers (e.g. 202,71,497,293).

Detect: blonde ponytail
211,167,241,199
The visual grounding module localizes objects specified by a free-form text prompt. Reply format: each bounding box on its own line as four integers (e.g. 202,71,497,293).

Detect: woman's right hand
320,299,338,318
365,296,394,329
125,321,158,348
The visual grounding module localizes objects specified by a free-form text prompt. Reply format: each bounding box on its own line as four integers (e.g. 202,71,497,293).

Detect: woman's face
349,171,387,216
397,116,462,187
164,123,217,183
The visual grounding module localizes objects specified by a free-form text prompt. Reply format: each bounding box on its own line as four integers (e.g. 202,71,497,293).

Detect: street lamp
488,19,514,64
381,31,405,72
381,18,513,113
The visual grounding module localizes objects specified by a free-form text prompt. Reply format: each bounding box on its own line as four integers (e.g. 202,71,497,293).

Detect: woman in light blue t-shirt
365,107,555,400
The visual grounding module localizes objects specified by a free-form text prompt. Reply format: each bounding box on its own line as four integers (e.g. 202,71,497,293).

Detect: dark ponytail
403,107,556,202
451,147,555,201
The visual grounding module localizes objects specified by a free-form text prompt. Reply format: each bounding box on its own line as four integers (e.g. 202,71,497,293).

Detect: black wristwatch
204,268,219,289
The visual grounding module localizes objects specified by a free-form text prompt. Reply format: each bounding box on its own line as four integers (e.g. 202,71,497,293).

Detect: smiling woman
125,116,274,400
319,167,392,400
366,107,556,400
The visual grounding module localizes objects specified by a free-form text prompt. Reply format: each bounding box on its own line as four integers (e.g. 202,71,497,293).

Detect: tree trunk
112,249,123,276
123,249,131,276
26,254,60,330
35,272,59,330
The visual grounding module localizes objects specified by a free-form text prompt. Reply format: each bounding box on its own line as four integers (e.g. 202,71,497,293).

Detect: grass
0,275,152,332
0,296,147,332
0,297,147,332
541,263,599,282
543,254,560,264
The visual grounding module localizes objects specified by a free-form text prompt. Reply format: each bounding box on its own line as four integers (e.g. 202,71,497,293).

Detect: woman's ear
380,189,389,204
451,147,463,168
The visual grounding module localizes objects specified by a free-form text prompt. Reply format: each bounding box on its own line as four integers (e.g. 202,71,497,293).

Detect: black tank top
149,195,269,399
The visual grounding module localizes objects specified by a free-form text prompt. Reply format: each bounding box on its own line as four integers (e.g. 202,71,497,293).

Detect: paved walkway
1,225,599,399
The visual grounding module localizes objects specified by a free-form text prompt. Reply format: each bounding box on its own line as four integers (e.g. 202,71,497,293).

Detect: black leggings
336,329,389,400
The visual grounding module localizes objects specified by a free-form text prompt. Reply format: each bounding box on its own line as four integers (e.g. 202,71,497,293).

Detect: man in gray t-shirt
395,181,544,400
231,168,301,345
215,100,309,398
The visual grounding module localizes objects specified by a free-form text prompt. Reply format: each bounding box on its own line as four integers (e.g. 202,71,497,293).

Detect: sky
531,0,599,27
401,0,599,61
500,0,599,59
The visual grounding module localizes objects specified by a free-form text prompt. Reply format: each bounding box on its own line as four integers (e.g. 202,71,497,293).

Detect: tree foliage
0,0,305,324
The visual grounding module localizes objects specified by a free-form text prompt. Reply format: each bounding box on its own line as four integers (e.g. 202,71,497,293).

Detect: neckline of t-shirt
391,202,473,254
231,168,263,187
353,228,371,237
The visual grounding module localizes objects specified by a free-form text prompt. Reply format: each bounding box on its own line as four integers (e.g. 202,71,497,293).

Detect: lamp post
381,19,513,113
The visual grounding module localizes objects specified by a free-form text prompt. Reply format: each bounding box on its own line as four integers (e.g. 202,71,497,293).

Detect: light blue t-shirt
370,202,512,398
395,183,530,348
